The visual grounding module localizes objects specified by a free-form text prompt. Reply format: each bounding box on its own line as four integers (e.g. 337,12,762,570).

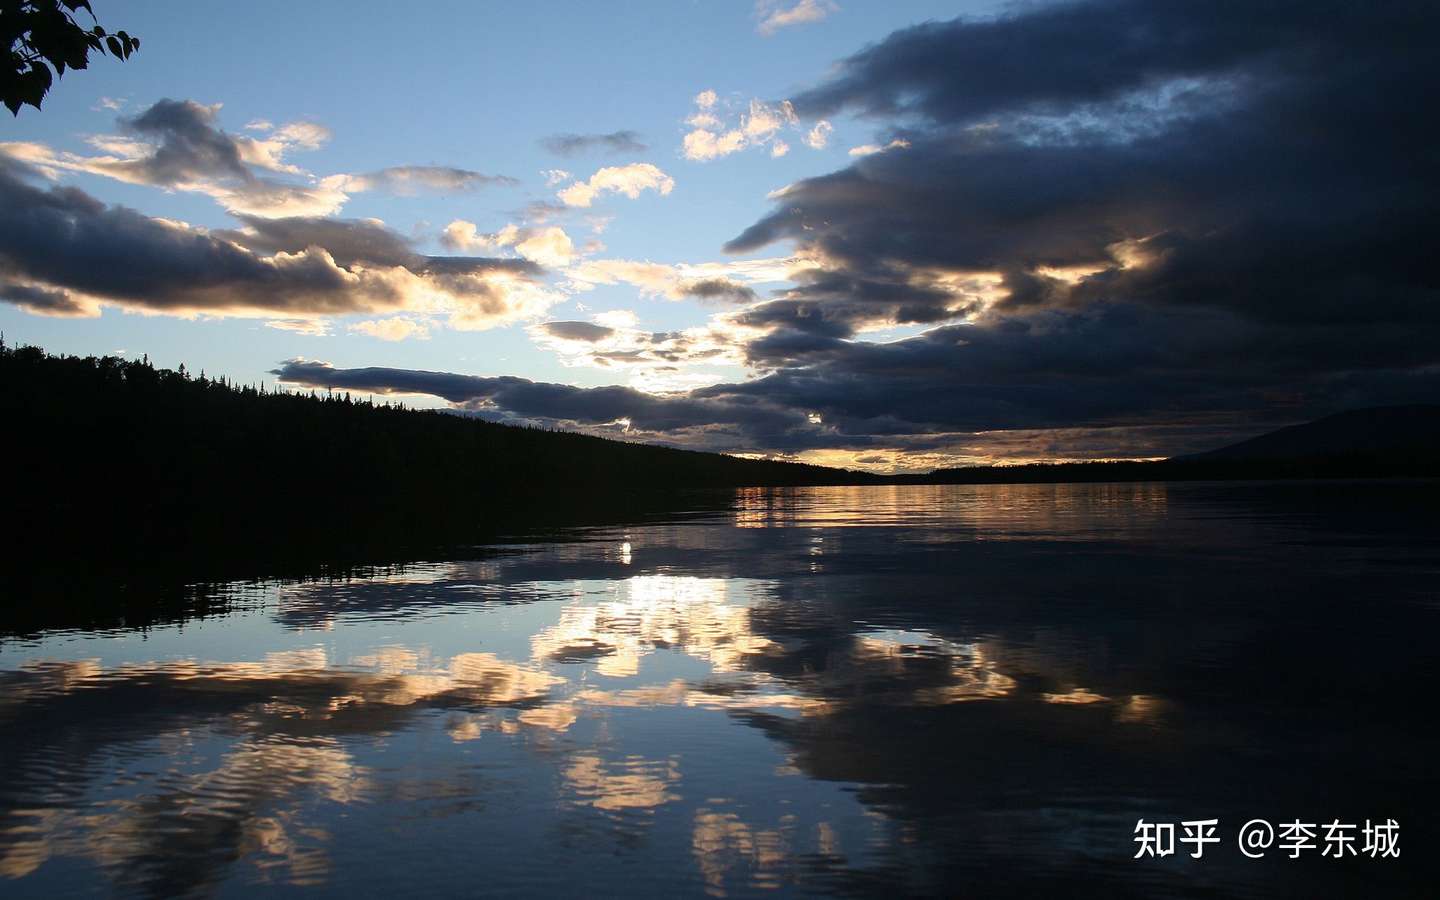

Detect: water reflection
530,575,781,677
1,482,1436,897
564,754,681,813
734,482,1175,538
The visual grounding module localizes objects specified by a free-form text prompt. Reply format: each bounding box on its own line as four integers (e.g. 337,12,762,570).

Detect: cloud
267,121,331,149
757,0,838,36
555,163,675,208
3,99,346,217
271,345,1279,461
105,100,344,214
441,220,510,253
540,130,648,156
19,5,1440,466
564,255,797,301
217,214,419,268
566,259,680,296
679,278,757,304
789,2,1304,124
848,138,909,157
270,359,812,447
528,311,747,389
441,221,576,268
593,309,637,329
694,0,1440,456
322,166,516,196
0,157,558,330
350,317,431,341
535,320,614,343
681,94,822,162
266,318,331,336
513,227,576,268
268,1,1431,464
682,128,747,162
0,278,90,316
802,120,832,149
741,98,789,141
8,99,506,218
120,99,255,180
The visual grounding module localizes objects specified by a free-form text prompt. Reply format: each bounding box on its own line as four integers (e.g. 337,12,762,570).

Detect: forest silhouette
2,339,877,560
4,340,1436,630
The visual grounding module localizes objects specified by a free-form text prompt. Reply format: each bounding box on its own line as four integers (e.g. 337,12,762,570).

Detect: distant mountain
909,406,1440,486
1185,406,1440,461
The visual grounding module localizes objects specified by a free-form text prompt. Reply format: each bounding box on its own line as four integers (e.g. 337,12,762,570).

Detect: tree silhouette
0,341,878,579
2,0,138,115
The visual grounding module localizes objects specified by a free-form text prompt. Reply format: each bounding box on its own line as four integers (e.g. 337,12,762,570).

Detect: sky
2,0,1435,471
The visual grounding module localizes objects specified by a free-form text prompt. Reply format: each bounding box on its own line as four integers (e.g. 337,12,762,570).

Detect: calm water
2,482,1436,897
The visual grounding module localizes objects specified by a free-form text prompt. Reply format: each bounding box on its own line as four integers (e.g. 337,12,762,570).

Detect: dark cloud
270,359,821,448
267,343,1399,463
0,162,544,322
679,278,758,304
708,0,1440,452
119,98,253,184
216,214,546,278
216,215,420,269
716,307,1267,433
20,5,1421,461
0,279,86,316
537,321,615,343
48,99,507,215
416,256,542,278
75,99,344,216
15,6,1439,462
0,164,355,314
787,0,1392,124
540,130,648,157
731,267,972,337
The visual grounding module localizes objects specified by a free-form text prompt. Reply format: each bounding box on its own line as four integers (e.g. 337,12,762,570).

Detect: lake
1,482,1435,897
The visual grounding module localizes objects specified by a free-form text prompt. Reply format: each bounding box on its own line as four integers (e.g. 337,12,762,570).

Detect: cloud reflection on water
1,569,1040,894
1,482,1435,897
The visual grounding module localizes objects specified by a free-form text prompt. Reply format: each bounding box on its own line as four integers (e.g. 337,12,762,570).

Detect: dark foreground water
2,482,1436,898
